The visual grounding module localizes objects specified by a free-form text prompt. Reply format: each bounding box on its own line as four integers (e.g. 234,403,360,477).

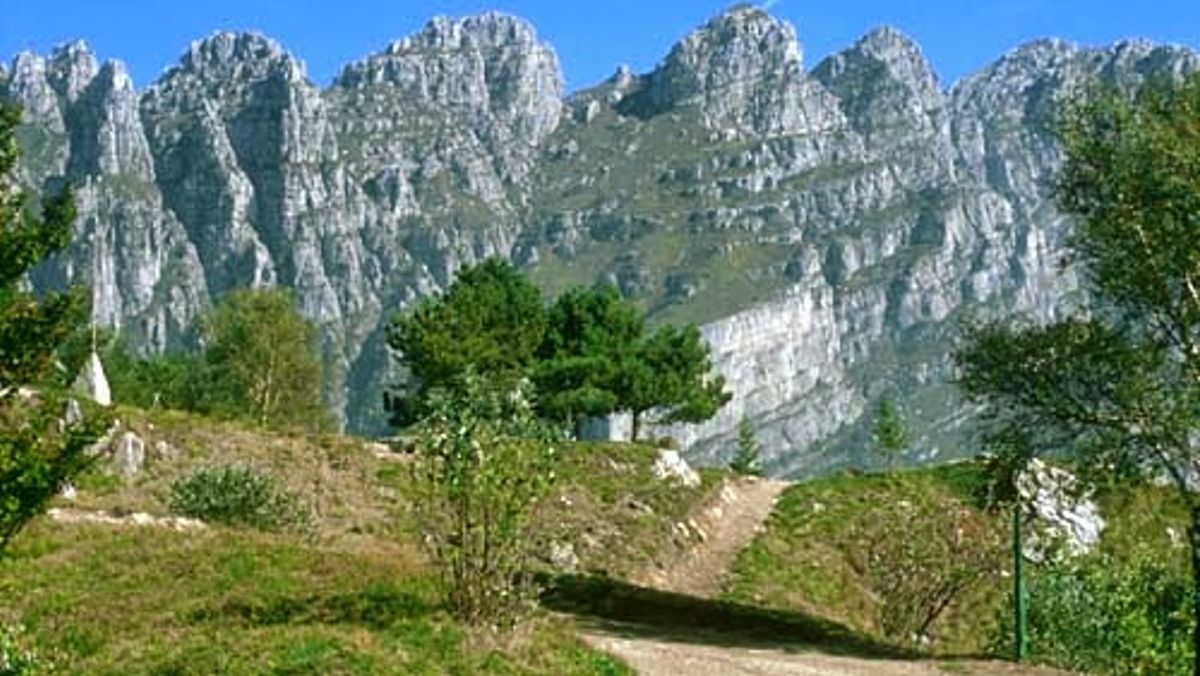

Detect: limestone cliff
5,8,1197,475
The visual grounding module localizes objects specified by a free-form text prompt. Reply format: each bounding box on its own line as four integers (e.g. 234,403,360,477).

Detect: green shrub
0,623,43,675
410,372,559,627
169,465,310,534
999,547,1191,674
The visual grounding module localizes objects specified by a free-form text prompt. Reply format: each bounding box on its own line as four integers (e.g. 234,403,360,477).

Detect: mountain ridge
4,7,1198,476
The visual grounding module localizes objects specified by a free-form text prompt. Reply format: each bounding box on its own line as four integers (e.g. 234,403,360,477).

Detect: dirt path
584,634,1050,676
636,476,789,597
576,476,1054,675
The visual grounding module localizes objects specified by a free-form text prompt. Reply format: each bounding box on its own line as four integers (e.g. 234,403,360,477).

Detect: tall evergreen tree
730,416,763,476
535,285,642,434
872,397,908,470
387,259,547,425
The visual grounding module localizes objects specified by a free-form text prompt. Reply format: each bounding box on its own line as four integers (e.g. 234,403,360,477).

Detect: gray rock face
633,6,836,136
6,8,1199,475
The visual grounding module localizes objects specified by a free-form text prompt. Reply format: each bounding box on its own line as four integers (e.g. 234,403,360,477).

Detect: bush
0,623,43,675
169,465,310,534
1002,548,1191,674
409,372,559,627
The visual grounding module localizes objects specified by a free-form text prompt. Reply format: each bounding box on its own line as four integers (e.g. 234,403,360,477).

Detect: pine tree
730,416,763,476
872,397,908,470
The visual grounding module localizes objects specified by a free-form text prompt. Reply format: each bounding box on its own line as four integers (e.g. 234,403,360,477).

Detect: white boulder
652,449,701,488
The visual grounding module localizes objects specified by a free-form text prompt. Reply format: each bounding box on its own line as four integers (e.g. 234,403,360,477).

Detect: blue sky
2,1,1198,91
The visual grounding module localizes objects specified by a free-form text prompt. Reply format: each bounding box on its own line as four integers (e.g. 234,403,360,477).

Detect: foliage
387,259,547,426
408,371,559,626
534,285,641,431
726,464,1010,654
0,525,624,674
729,416,762,476
993,547,1192,674
0,101,107,559
191,288,329,431
956,75,1200,669
871,398,908,470
169,465,311,534
56,328,198,410
388,262,731,437
622,324,731,440
861,496,1004,644
0,623,43,675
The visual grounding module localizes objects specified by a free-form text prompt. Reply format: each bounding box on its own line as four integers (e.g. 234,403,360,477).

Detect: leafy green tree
955,75,1200,672
872,397,908,470
387,259,547,425
408,370,558,626
0,102,107,556
622,324,731,441
535,285,642,433
192,288,328,431
730,416,763,476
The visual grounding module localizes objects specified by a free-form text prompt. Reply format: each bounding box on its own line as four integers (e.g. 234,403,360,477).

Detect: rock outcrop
6,9,1199,475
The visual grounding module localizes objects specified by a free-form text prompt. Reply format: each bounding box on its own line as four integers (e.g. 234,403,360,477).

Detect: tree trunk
1189,506,1200,676
631,411,641,442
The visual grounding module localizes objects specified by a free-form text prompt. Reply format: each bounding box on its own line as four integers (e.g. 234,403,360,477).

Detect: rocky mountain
3,6,1197,476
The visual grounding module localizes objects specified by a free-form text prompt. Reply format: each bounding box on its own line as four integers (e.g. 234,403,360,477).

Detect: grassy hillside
724,462,1190,660
0,407,726,674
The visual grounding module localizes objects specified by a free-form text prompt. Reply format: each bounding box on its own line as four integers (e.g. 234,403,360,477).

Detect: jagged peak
667,4,803,70
998,37,1079,69
815,24,940,95
47,40,100,102
857,26,922,61
11,51,47,78
335,10,563,105
608,64,636,89
93,59,136,95
49,39,95,64
384,12,544,55
641,4,803,110
170,31,306,82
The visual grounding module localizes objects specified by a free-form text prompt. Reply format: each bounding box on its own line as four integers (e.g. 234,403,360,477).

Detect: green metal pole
1013,504,1028,662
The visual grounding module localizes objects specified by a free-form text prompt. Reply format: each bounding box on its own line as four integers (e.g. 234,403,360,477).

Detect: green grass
0,407,735,672
0,523,627,674
540,441,725,578
724,463,1011,655
724,461,1194,661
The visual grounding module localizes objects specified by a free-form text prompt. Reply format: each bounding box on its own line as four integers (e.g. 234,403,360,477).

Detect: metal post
1013,503,1028,662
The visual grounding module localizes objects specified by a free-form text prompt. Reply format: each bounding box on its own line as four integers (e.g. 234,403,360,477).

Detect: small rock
549,541,579,572
627,498,654,515
63,398,83,426
153,440,179,462
652,450,700,488
112,432,146,477
60,482,77,501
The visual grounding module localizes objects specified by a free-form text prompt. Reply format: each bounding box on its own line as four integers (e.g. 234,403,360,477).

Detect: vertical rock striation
5,8,1198,475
